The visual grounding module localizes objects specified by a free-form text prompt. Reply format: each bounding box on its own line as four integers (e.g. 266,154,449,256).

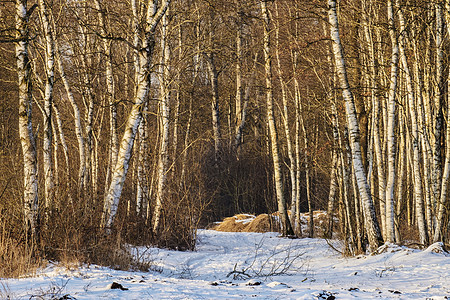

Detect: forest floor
1,228,449,299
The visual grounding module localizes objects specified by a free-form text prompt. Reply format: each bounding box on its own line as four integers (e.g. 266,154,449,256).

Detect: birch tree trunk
205,54,221,161
53,104,70,185
172,24,182,163
328,0,383,250
432,3,444,238
384,0,399,243
412,38,433,240
234,6,243,151
94,0,118,180
153,13,171,233
16,0,39,239
294,76,301,233
275,2,297,215
39,0,55,214
361,0,386,239
136,111,148,214
54,37,85,197
433,75,450,243
261,0,294,237
433,0,450,243
102,0,171,231
397,1,429,246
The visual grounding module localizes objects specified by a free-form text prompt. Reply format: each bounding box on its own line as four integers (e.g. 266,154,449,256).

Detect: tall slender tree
261,0,294,237
328,0,383,250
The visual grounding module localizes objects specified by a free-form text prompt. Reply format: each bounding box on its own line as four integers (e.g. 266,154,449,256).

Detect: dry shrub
148,156,209,251
397,218,419,246
0,230,42,278
299,210,329,237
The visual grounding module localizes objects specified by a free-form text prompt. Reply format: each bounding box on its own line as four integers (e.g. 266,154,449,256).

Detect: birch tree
433,0,450,243
153,12,171,233
274,2,297,218
94,0,119,183
384,0,399,243
38,0,55,214
397,1,429,246
261,0,294,237
102,0,171,231
15,0,39,239
328,0,383,250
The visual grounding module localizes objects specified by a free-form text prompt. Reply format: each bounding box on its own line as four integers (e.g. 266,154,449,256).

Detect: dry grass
0,220,42,278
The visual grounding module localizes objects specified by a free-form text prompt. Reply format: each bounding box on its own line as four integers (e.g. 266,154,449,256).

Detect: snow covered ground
1,230,449,299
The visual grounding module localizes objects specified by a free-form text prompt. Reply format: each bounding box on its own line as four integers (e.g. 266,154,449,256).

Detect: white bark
136,109,148,214
261,0,294,236
102,0,171,231
385,0,399,243
94,0,118,177
362,0,386,239
205,54,221,160
53,104,70,182
433,0,450,242
432,3,444,232
294,77,302,234
153,13,171,233
413,41,433,240
172,24,182,163
328,0,383,250
275,3,297,214
39,0,55,212
433,75,450,243
397,1,429,246
235,11,243,150
55,32,86,195
16,0,39,238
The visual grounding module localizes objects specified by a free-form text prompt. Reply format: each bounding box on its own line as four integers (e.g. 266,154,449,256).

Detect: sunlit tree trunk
54,36,85,196
102,0,171,231
53,104,70,185
397,1,429,246
205,54,221,161
261,0,294,237
94,0,118,180
432,2,444,239
385,0,399,243
234,7,243,151
298,94,313,238
433,0,450,243
16,0,39,239
136,110,148,214
172,24,182,164
328,0,383,250
434,75,450,243
153,13,171,233
413,39,433,240
39,0,55,215
275,3,296,215
361,0,385,239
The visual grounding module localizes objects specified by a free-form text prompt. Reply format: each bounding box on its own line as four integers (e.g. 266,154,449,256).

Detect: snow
1,230,449,299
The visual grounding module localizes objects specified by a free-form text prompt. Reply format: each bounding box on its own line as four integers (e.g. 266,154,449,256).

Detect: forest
1,0,449,277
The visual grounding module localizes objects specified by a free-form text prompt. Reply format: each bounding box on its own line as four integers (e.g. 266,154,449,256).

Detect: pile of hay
213,210,329,234
213,213,280,233
213,214,255,232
